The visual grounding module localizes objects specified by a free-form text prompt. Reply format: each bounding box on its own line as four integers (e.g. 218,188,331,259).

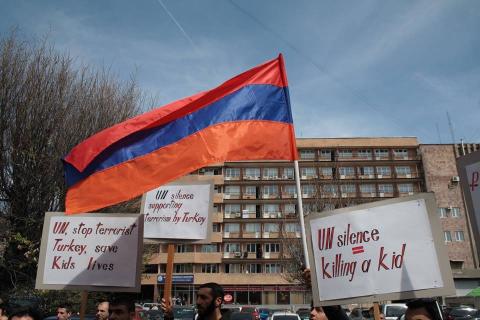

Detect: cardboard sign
35,212,143,292
306,193,454,305
141,177,213,241
457,150,480,261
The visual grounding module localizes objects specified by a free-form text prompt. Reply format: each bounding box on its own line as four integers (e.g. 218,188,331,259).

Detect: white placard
142,182,212,240
37,213,142,289
307,195,453,304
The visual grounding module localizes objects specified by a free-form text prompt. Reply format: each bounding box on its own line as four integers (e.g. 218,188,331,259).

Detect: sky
2,0,479,144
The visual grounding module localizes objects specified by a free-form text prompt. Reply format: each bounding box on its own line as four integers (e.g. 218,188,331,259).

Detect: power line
228,0,436,141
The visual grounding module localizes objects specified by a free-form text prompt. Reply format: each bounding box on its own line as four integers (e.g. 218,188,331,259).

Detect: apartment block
140,137,477,304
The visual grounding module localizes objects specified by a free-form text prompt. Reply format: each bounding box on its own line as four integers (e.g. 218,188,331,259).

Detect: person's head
56,304,72,320
9,307,42,320
96,302,109,320
196,283,224,317
109,296,135,320
379,313,385,320
309,307,327,320
405,299,441,320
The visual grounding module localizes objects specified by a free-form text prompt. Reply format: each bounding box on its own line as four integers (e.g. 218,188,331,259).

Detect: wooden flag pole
373,302,381,320
80,291,88,320
164,244,175,304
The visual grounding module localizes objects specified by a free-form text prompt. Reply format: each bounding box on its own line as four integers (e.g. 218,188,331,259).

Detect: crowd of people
0,272,444,320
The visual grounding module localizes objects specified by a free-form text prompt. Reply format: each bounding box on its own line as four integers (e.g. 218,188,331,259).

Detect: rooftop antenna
447,111,456,144
435,123,442,144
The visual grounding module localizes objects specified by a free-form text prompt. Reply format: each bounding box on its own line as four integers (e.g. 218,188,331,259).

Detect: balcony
358,174,375,179
242,193,257,200
281,192,297,199
223,193,241,200
242,231,262,239
360,192,376,198
262,231,280,239
262,212,282,219
224,175,241,181
149,252,223,264
262,194,279,200
376,174,392,179
224,212,242,219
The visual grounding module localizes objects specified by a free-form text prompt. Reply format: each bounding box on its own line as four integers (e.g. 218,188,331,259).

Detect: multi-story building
140,137,478,305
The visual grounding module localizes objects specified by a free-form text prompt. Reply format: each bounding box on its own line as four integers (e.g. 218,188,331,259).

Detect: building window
437,208,448,218
263,204,280,214
378,184,393,193
264,223,280,232
244,223,261,233
212,223,220,232
244,204,256,214
338,149,353,158
284,204,296,215
450,260,464,270
283,167,294,179
394,149,409,158
225,204,241,214
263,168,279,179
176,244,193,253
398,183,414,193
339,167,355,176
201,264,218,273
174,264,193,273
376,166,391,176
359,167,375,175
224,185,240,197
444,231,452,243
244,168,260,180
301,184,316,196
224,263,242,273
225,168,240,179
224,243,240,253
320,167,333,177
244,186,257,197
263,185,279,197
357,149,372,159
375,149,389,158
283,185,297,196
455,231,465,242
300,167,317,178
284,223,300,233
246,243,258,253
300,149,316,160
247,264,262,273
201,244,218,253
224,223,240,232
395,166,411,176
320,149,332,160
360,184,375,193
265,243,280,252
265,263,282,273
340,184,356,193
451,207,461,218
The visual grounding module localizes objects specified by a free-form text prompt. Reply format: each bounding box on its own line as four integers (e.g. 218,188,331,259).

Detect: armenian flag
63,54,298,214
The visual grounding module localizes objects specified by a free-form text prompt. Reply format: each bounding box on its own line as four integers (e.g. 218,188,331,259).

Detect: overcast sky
2,0,479,143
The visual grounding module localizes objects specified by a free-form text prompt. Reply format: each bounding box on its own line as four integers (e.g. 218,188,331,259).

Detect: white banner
308,196,450,303
39,214,141,288
142,183,212,240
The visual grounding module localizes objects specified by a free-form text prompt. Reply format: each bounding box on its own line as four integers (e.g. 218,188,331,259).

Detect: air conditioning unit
235,212,242,218
224,232,230,238
255,232,260,238
270,213,277,218
244,176,252,180
263,176,271,180
223,194,231,199
379,193,385,197
340,175,346,179
263,213,270,218
225,213,231,219
368,174,374,179
452,176,460,183
224,176,232,180
263,232,270,238
264,252,271,259
234,252,242,257
301,175,307,179
378,174,383,178
223,252,230,258
242,209,249,214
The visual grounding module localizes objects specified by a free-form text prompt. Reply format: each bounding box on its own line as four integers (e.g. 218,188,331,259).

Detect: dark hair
110,295,135,313
199,283,224,302
56,304,72,314
406,298,441,320
8,307,42,320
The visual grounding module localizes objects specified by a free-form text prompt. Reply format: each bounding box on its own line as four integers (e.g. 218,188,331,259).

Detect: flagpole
294,160,310,269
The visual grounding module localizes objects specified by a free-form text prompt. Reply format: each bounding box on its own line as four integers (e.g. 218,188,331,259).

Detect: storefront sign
306,194,454,305
35,212,143,292
141,177,213,241
157,274,194,284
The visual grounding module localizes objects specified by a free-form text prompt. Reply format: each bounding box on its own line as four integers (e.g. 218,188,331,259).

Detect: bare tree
0,31,146,296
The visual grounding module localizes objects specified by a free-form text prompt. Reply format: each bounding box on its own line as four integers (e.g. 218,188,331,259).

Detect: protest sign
306,193,454,305
141,176,214,241
457,150,480,261
35,212,143,292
